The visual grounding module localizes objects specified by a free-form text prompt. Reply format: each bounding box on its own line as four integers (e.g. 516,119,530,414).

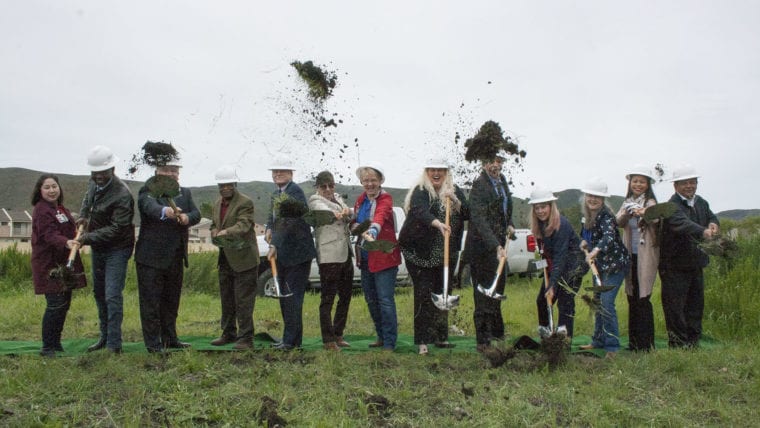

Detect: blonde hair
403,169,460,213
529,201,561,239
580,194,612,230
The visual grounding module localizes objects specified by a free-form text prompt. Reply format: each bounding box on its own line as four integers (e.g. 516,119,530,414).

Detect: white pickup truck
255,207,537,294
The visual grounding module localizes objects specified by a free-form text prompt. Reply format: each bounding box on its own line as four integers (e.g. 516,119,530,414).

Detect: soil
363,393,392,419
290,61,337,100
127,141,179,175
257,396,288,427
482,345,517,368
540,333,570,370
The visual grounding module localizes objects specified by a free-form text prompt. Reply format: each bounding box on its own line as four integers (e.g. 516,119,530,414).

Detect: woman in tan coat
308,171,354,351
616,165,659,351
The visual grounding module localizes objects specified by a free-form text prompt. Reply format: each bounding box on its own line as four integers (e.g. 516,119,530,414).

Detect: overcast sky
1,1,758,211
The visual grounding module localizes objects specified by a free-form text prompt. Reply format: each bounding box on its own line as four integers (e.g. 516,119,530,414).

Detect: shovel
146,174,182,223
432,197,460,311
264,255,293,298
476,230,512,300
537,254,554,338
580,241,616,292
49,224,85,290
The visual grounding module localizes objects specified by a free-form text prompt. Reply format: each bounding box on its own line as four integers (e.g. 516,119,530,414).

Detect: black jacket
135,185,201,269
464,171,514,264
659,193,718,270
79,176,135,251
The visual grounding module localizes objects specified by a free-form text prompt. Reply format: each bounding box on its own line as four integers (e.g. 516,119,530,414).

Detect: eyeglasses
319,183,335,190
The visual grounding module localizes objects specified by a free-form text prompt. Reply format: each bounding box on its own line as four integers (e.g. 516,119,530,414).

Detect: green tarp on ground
0,334,720,357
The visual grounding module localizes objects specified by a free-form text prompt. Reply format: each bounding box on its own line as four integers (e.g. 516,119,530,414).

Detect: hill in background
2,168,754,228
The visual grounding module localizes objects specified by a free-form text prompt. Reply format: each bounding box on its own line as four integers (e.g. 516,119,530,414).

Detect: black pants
217,254,257,342
136,255,185,350
42,291,72,351
627,254,655,351
318,259,353,343
660,266,704,348
536,274,581,338
470,260,506,345
408,262,453,345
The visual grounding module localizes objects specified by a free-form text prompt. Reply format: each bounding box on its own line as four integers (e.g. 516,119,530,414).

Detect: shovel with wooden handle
264,255,293,298
538,250,554,338
580,241,616,292
66,224,85,269
432,197,460,311
49,224,85,290
476,230,511,300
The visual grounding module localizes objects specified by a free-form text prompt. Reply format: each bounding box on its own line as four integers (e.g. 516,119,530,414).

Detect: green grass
1,228,760,426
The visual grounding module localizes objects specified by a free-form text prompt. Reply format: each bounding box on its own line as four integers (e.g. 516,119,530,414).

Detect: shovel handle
268,254,278,278
66,224,85,268
443,197,450,268
580,242,603,283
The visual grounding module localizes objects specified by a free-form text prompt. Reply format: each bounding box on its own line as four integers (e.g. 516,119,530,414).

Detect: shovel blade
264,279,294,298
432,293,460,311
476,285,507,301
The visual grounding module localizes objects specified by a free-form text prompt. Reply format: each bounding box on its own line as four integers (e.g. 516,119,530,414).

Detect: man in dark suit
135,160,201,352
209,165,260,350
464,151,515,352
265,157,316,350
659,164,719,348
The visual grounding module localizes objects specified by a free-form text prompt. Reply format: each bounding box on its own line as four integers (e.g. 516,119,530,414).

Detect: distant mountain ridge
2,167,756,226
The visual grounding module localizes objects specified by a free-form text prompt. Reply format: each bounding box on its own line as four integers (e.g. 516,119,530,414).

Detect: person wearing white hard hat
209,165,259,350
352,163,401,351
659,164,719,348
398,157,470,355
528,187,588,340
615,165,659,352
77,145,135,354
463,151,515,353
134,153,201,352
265,156,316,351
578,178,630,357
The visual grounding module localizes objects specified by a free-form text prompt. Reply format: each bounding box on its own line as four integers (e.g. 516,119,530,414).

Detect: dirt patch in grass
364,393,392,419
541,334,571,370
257,396,287,427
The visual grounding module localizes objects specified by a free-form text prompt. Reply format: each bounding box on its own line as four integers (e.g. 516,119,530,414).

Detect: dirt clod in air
127,141,179,175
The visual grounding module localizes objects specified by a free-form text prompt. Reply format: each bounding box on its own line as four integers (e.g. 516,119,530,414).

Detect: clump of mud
464,120,526,163
363,393,392,419
482,345,517,368
291,60,337,100
127,141,179,175
540,333,570,370
581,293,602,313
257,396,288,427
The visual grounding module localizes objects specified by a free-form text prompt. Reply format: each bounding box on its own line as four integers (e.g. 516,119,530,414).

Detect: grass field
1,225,759,426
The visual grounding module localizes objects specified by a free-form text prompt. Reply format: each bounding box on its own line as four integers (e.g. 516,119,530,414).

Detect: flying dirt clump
464,120,526,163
127,141,180,175
291,60,337,101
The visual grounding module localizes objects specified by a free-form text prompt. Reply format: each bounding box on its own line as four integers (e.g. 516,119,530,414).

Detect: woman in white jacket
308,171,354,351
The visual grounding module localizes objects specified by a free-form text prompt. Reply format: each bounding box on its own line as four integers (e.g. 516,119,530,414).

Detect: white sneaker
556,325,568,337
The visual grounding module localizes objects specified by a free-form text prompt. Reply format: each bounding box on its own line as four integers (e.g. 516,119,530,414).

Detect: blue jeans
91,246,132,349
360,261,398,349
590,269,626,352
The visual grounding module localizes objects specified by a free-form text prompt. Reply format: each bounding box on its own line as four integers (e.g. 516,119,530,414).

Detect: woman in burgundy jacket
31,174,86,357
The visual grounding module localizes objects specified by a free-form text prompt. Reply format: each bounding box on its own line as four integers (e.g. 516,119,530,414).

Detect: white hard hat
581,177,610,197
214,165,239,184
528,187,557,204
356,162,385,182
268,156,295,171
670,164,700,182
87,145,118,172
625,164,653,181
423,156,449,169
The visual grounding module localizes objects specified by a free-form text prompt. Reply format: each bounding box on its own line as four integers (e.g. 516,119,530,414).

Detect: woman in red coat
31,174,86,357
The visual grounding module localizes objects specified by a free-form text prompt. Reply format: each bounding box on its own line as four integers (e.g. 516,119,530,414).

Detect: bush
0,244,32,292
183,251,220,295
704,232,760,341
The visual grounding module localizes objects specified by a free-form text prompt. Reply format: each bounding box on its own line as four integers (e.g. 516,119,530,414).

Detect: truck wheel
257,269,273,297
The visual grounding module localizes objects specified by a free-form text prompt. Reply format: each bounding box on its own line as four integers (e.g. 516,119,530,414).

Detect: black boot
87,338,107,352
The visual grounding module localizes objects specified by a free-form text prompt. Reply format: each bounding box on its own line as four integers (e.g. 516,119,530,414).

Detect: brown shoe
211,336,235,346
323,342,341,351
368,340,384,348
605,351,617,359
233,339,253,350
579,344,597,351
336,337,351,348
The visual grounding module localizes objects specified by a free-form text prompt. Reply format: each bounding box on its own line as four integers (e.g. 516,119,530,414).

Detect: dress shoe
418,344,429,355
108,347,122,354
147,347,165,354
233,340,253,350
87,338,107,353
434,342,456,349
210,336,235,346
336,337,351,348
579,344,597,351
272,342,295,351
39,348,56,358
323,342,341,351
165,341,191,349
368,340,384,348
54,344,65,352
